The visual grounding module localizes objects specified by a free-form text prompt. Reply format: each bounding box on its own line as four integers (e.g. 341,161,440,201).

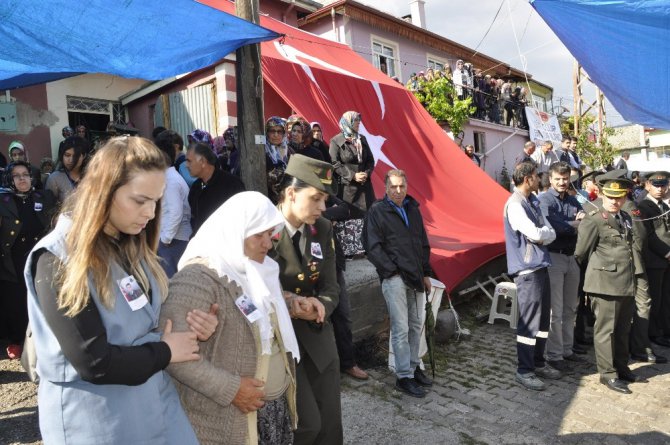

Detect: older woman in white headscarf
160,191,300,445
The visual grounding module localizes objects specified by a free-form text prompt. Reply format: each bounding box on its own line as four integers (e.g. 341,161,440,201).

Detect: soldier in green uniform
575,170,647,394
269,154,342,445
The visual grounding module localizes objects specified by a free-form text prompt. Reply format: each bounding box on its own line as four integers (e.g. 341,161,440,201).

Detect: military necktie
292,231,303,262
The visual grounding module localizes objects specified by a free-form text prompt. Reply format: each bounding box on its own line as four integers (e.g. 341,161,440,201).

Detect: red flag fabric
202,0,509,291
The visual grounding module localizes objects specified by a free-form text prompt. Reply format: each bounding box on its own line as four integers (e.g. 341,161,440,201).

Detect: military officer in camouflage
575,170,647,394
270,154,342,445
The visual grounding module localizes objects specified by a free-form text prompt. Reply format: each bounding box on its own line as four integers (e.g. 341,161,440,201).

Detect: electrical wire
471,0,506,58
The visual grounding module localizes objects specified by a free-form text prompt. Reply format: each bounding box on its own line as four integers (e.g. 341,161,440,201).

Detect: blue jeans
158,239,189,278
382,275,424,379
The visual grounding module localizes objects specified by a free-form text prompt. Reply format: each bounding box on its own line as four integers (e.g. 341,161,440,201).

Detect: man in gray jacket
504,162,560,391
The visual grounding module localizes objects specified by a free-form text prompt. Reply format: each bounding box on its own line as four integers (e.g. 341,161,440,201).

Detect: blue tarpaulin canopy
0,0,279,89
531,0,670,128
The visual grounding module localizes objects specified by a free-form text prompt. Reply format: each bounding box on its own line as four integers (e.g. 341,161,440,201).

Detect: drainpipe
331,7,338,42
481,128,520,171
282,1,295,23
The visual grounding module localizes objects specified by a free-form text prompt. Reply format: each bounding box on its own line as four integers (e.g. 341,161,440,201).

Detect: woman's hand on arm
161,319,199,363
186,303,219,341
232,377,265,413
304,297,325,323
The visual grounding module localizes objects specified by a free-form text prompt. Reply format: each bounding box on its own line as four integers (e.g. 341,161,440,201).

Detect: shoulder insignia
588,209,598,216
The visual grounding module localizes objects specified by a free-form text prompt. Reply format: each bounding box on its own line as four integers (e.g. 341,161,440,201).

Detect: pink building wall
0,83,53,163
259,1,301,26
301,16,458,85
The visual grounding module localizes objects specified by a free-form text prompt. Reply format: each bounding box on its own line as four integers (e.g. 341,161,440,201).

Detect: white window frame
427,53,449,72
532,94,548,112
370,35,399,78
473,131,486,153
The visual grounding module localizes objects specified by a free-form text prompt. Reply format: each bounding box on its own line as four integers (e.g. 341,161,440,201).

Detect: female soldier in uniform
269,154,342,445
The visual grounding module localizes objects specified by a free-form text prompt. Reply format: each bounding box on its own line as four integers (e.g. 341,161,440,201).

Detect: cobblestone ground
341,318,670,445
2,317,670,445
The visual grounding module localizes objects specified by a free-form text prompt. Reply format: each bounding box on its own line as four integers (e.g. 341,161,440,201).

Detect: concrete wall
457,119,529,189
0,83,52,163
45,74,146,157
344,259,388,341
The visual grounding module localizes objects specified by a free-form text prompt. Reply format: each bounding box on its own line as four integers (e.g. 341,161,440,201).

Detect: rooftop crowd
406,59,530,129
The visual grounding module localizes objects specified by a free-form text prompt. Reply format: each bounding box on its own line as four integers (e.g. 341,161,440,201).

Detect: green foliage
561,115,617,170
413,77,475,144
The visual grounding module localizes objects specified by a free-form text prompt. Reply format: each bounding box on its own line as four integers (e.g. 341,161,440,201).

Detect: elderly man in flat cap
575,170,646,394
636,171,670,349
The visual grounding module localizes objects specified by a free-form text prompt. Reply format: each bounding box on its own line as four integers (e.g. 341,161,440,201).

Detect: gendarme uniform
636,171,670,347
574,170,642,393
269,155,342,445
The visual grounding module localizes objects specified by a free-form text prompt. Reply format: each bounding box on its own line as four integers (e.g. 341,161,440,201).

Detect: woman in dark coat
0,161,56,358
328,111,375,210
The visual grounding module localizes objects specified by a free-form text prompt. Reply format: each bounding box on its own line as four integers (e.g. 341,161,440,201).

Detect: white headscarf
178,191,299,361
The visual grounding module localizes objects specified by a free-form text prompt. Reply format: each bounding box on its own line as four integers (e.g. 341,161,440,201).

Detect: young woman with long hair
25,136,217,444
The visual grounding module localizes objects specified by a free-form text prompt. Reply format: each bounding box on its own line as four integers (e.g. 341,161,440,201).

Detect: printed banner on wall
525,107,563,149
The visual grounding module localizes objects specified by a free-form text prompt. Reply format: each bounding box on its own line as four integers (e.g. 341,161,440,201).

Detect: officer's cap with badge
596,169,632,198
285,154,338,196
644,171,670,187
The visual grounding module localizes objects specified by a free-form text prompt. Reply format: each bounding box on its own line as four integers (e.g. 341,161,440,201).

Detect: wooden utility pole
236,0,267,194
573,59,606,143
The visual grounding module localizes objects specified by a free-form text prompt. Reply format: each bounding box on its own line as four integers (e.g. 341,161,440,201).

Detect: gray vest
503,191,552,275
25,215,197,445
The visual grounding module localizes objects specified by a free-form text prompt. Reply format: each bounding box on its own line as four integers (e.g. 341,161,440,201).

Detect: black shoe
395,377,426,398
650,336,670,348
599,376,632,394
572,344,588,355
547,359,568,372
618,370,648,383
631,352,668,364
654,354,668,364
414,367,433,387
564,353,585,363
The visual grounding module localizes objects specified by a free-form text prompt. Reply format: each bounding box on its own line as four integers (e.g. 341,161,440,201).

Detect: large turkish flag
202,0,509,291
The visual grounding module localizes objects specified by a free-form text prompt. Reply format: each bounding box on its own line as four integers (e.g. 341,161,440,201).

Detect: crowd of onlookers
504,136,670,395
406,59,530,129
0,110,394,444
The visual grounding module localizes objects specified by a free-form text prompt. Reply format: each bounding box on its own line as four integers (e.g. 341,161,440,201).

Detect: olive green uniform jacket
270,216,339,372
574,206,641,296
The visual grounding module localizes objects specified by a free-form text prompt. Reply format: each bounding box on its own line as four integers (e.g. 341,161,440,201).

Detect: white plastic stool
488,282,518,329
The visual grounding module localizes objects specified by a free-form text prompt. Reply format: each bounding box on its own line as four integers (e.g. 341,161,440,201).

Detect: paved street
341,318,670,445
2,314,669,445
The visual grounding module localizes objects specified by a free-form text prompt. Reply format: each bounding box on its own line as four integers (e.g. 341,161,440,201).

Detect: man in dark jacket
364,169,433,398
186,142,245,235
636,171,670,348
